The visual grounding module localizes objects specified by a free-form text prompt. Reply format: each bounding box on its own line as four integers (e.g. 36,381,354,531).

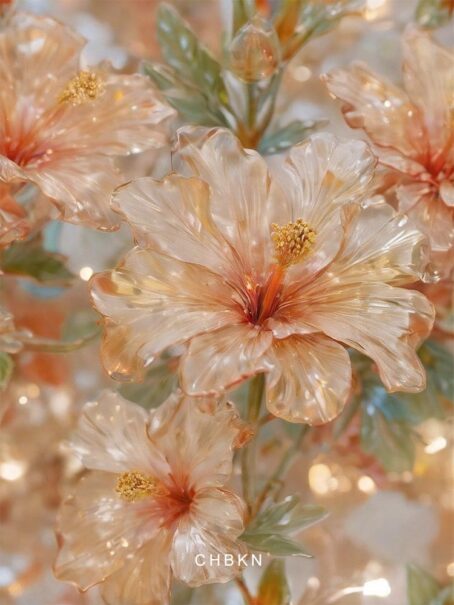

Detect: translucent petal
324,62,427,160
171,487,246,586
402,28,454,156
91,248,237,380
148,394,246,490
55,471,160,591
265,334,351,424
101,532,172,605
181,323,273,395
70,391,169,477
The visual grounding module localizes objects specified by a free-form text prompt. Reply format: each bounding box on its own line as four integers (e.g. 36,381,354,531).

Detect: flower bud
228,17,280,83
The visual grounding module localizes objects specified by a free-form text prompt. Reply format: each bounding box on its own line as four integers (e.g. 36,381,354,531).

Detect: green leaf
0,352,13,391
157,4,228,108
241,496,326,557
416,0,454,28
62,309,100,343
361,398,416,472
407,564,441,605
421,340,454,402
119,357,178,409
0,237,74,284
258,560,291,605
232,0,252,36
259,119,327,154
143,62,227,126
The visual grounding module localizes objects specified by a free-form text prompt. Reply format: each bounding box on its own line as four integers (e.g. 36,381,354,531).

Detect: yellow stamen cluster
271,219,316,267
115,471,165,503
59,71,104,105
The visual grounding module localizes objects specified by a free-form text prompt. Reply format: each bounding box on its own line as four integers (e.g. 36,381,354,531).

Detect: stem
241,373,265,515
235,576,255,605
252,424,310,516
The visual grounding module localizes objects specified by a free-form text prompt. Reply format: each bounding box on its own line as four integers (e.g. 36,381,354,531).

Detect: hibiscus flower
324,27,454,278
91,128,434,424
0,13,174,231
54,391,247,605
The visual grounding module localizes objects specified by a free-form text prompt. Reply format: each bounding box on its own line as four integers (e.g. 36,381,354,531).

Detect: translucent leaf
0,352,13,391
0,237,74,284
143,62,227,126
259,119,327,154
61,309,100,343
258,560,291,605
421,340,454,402
241,496,326,557
119,357,178,409
157,4,228,107
416,0,454,28
407,564,441,605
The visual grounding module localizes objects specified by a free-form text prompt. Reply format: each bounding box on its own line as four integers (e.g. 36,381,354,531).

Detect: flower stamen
59,71,104,105
271,219,316,267
116,471,166,502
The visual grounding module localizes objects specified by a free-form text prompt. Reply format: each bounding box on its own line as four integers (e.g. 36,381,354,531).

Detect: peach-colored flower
324,28,454,278
54,391,247,605
91,128,434,425
0,13,174,230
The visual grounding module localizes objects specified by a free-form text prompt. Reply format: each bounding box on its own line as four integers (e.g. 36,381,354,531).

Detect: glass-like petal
70,391,168,477
181,323,273,395
148,393,246,489
324,63,427,160
91,248,237,380
171,487,246,586
173,126,275,278
55,471,160,591
101,532,172,605
264,334,351,424
111,174,228,273
402,28,454,156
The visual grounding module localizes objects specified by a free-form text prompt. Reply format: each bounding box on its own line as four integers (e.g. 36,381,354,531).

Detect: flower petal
173,126,275,277
402,28,454,156
91,248,236,380
324,62,427,160
264,334,351,425
148,393,246,489
70,390,168,477
55,471,159,590
101,532,172,605
0,154,121,230
111,174,228,273
171,487,246,586
181,323,273,395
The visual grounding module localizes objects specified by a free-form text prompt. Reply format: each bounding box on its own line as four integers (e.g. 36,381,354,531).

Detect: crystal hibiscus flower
91,128,434,424
324,28,454,278
54,391,247,605
0,13,174,230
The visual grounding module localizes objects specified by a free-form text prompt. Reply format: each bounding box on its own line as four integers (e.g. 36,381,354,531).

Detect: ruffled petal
55,471,160,591
0,154,121,230
173,126,275,278
111,174,228,273
180,323,273,395
324,62,427,161
91,248,237,380
402,28,454,156
271,133,376,282
101,532,172,605
70,391,169,477
264,334,351,425
171,487,246,586
440,180,454,208
148,393,246,489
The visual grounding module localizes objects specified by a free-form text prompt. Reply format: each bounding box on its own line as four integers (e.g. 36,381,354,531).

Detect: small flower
0,13,174,231
91,127,434,425
54,391,247,605
324,27,454,278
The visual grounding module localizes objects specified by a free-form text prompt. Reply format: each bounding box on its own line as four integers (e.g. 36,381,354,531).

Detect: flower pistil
59,71,104,105
271,218,316,267
115,471,167,502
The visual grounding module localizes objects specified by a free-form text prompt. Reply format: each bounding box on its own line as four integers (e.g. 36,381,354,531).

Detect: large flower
0,13,174,231
324,28,454,278
91,128,434,425
54,391,247,605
